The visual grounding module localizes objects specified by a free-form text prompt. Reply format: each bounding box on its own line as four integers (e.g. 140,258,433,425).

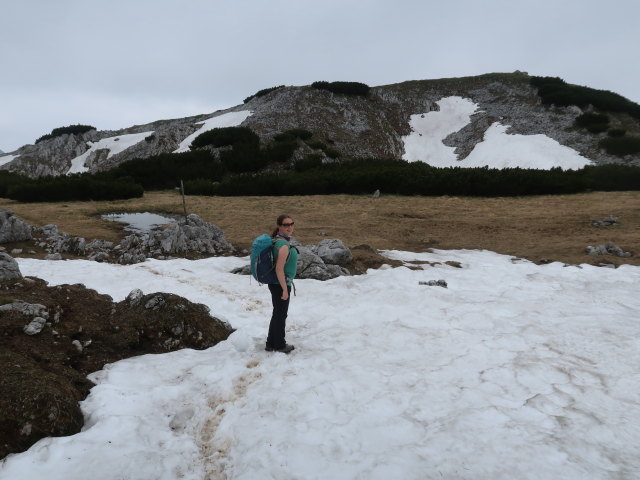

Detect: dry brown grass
1,191,639,266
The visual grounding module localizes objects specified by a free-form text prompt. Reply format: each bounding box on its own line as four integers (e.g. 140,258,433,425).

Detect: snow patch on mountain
402,96,478,164
402,96,591,170
67,131,154,175
174,110,253,153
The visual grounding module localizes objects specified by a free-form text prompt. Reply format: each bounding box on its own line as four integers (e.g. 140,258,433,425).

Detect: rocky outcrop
116,214,234,264
0,279,233,459
20,214,233,264
0,211,32,243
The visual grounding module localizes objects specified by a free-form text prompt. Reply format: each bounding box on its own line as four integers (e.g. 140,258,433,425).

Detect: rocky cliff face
2,73,638,178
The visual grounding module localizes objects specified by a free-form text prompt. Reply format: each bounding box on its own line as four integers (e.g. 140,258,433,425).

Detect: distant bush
35,124,96,144
6,176,143,202
274,129,313,142
530,76,640,119
0,171,31,197
244,85,285,103
607,128,626,137
599,136,640,156
311,81,370,96
306,140,326,150
263,140,298,164
104,150,226,189
575,113,610,133
220,144,268,173
294,154,323,172
190,127,259,149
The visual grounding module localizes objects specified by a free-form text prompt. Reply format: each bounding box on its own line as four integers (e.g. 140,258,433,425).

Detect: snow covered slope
402,96,592,170
4,251,639,479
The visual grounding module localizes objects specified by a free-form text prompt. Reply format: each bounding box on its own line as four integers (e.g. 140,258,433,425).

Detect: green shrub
220,144,268,173
35,124,97,144
192,158,640,197
608,128,626,137
294,154,323,172
6,176,143,202
105,150,226,189
599,136,640,156
263,140,298,163
274,129,313,142
575,113,610,133
0,171,30,197
322,147,341,159
311,81,370,96
530,76,640,119
306,140,326,150
191,126,259,149
244,85,285,103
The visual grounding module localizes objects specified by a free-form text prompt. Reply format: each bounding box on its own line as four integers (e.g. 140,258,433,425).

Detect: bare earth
1,191,639,267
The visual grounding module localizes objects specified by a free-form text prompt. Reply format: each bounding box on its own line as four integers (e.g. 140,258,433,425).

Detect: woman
265,214,299,354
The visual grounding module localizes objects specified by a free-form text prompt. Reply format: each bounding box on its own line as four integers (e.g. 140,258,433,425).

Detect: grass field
1,191,639,266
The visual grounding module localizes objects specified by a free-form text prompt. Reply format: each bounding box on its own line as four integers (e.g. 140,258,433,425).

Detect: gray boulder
309,238,353,265
0,211,32,243
0,252,22,281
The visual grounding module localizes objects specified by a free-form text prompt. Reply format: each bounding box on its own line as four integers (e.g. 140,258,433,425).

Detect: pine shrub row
186,159,640,197
530,77,640,119
6,175,143,202
311,81,370,96
244,85,285,103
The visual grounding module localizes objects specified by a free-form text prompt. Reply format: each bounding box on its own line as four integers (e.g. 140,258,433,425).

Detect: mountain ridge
2,72,639,178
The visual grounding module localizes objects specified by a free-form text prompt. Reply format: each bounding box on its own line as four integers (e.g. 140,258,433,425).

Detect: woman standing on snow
265,214,298,354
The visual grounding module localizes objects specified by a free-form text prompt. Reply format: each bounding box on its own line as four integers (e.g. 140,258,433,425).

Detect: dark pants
266,284,291,349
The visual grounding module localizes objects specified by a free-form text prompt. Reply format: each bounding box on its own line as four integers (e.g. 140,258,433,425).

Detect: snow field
3,250,639,479
402,96,592,170
66,131,155,175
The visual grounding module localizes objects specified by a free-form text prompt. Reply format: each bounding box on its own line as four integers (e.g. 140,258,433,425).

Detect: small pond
101,212,176,233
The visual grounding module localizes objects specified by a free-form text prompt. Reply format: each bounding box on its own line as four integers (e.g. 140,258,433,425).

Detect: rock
372,189,380,198
89,251,110,262
419,280,448,288
10,249,23,255
0,252,22,281
585,242,631,257
145,294,166,310
0,301,48,318
44,253,63,260
0,211,32,243
309,238,353,265
126,288,144,306
23,317,47,335
591,215,619,227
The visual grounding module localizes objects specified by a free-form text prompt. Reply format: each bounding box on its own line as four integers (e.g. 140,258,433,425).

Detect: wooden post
180,180,187,218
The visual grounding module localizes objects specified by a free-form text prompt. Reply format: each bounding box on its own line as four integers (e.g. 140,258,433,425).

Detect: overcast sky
1,0,639,152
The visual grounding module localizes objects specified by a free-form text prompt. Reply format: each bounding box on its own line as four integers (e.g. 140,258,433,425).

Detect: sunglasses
281,222,295,227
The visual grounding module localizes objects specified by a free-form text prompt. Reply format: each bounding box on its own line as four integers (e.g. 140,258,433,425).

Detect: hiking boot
265,344,295,354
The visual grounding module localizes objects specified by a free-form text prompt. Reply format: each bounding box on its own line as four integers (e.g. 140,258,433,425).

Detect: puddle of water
101,212,176,233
